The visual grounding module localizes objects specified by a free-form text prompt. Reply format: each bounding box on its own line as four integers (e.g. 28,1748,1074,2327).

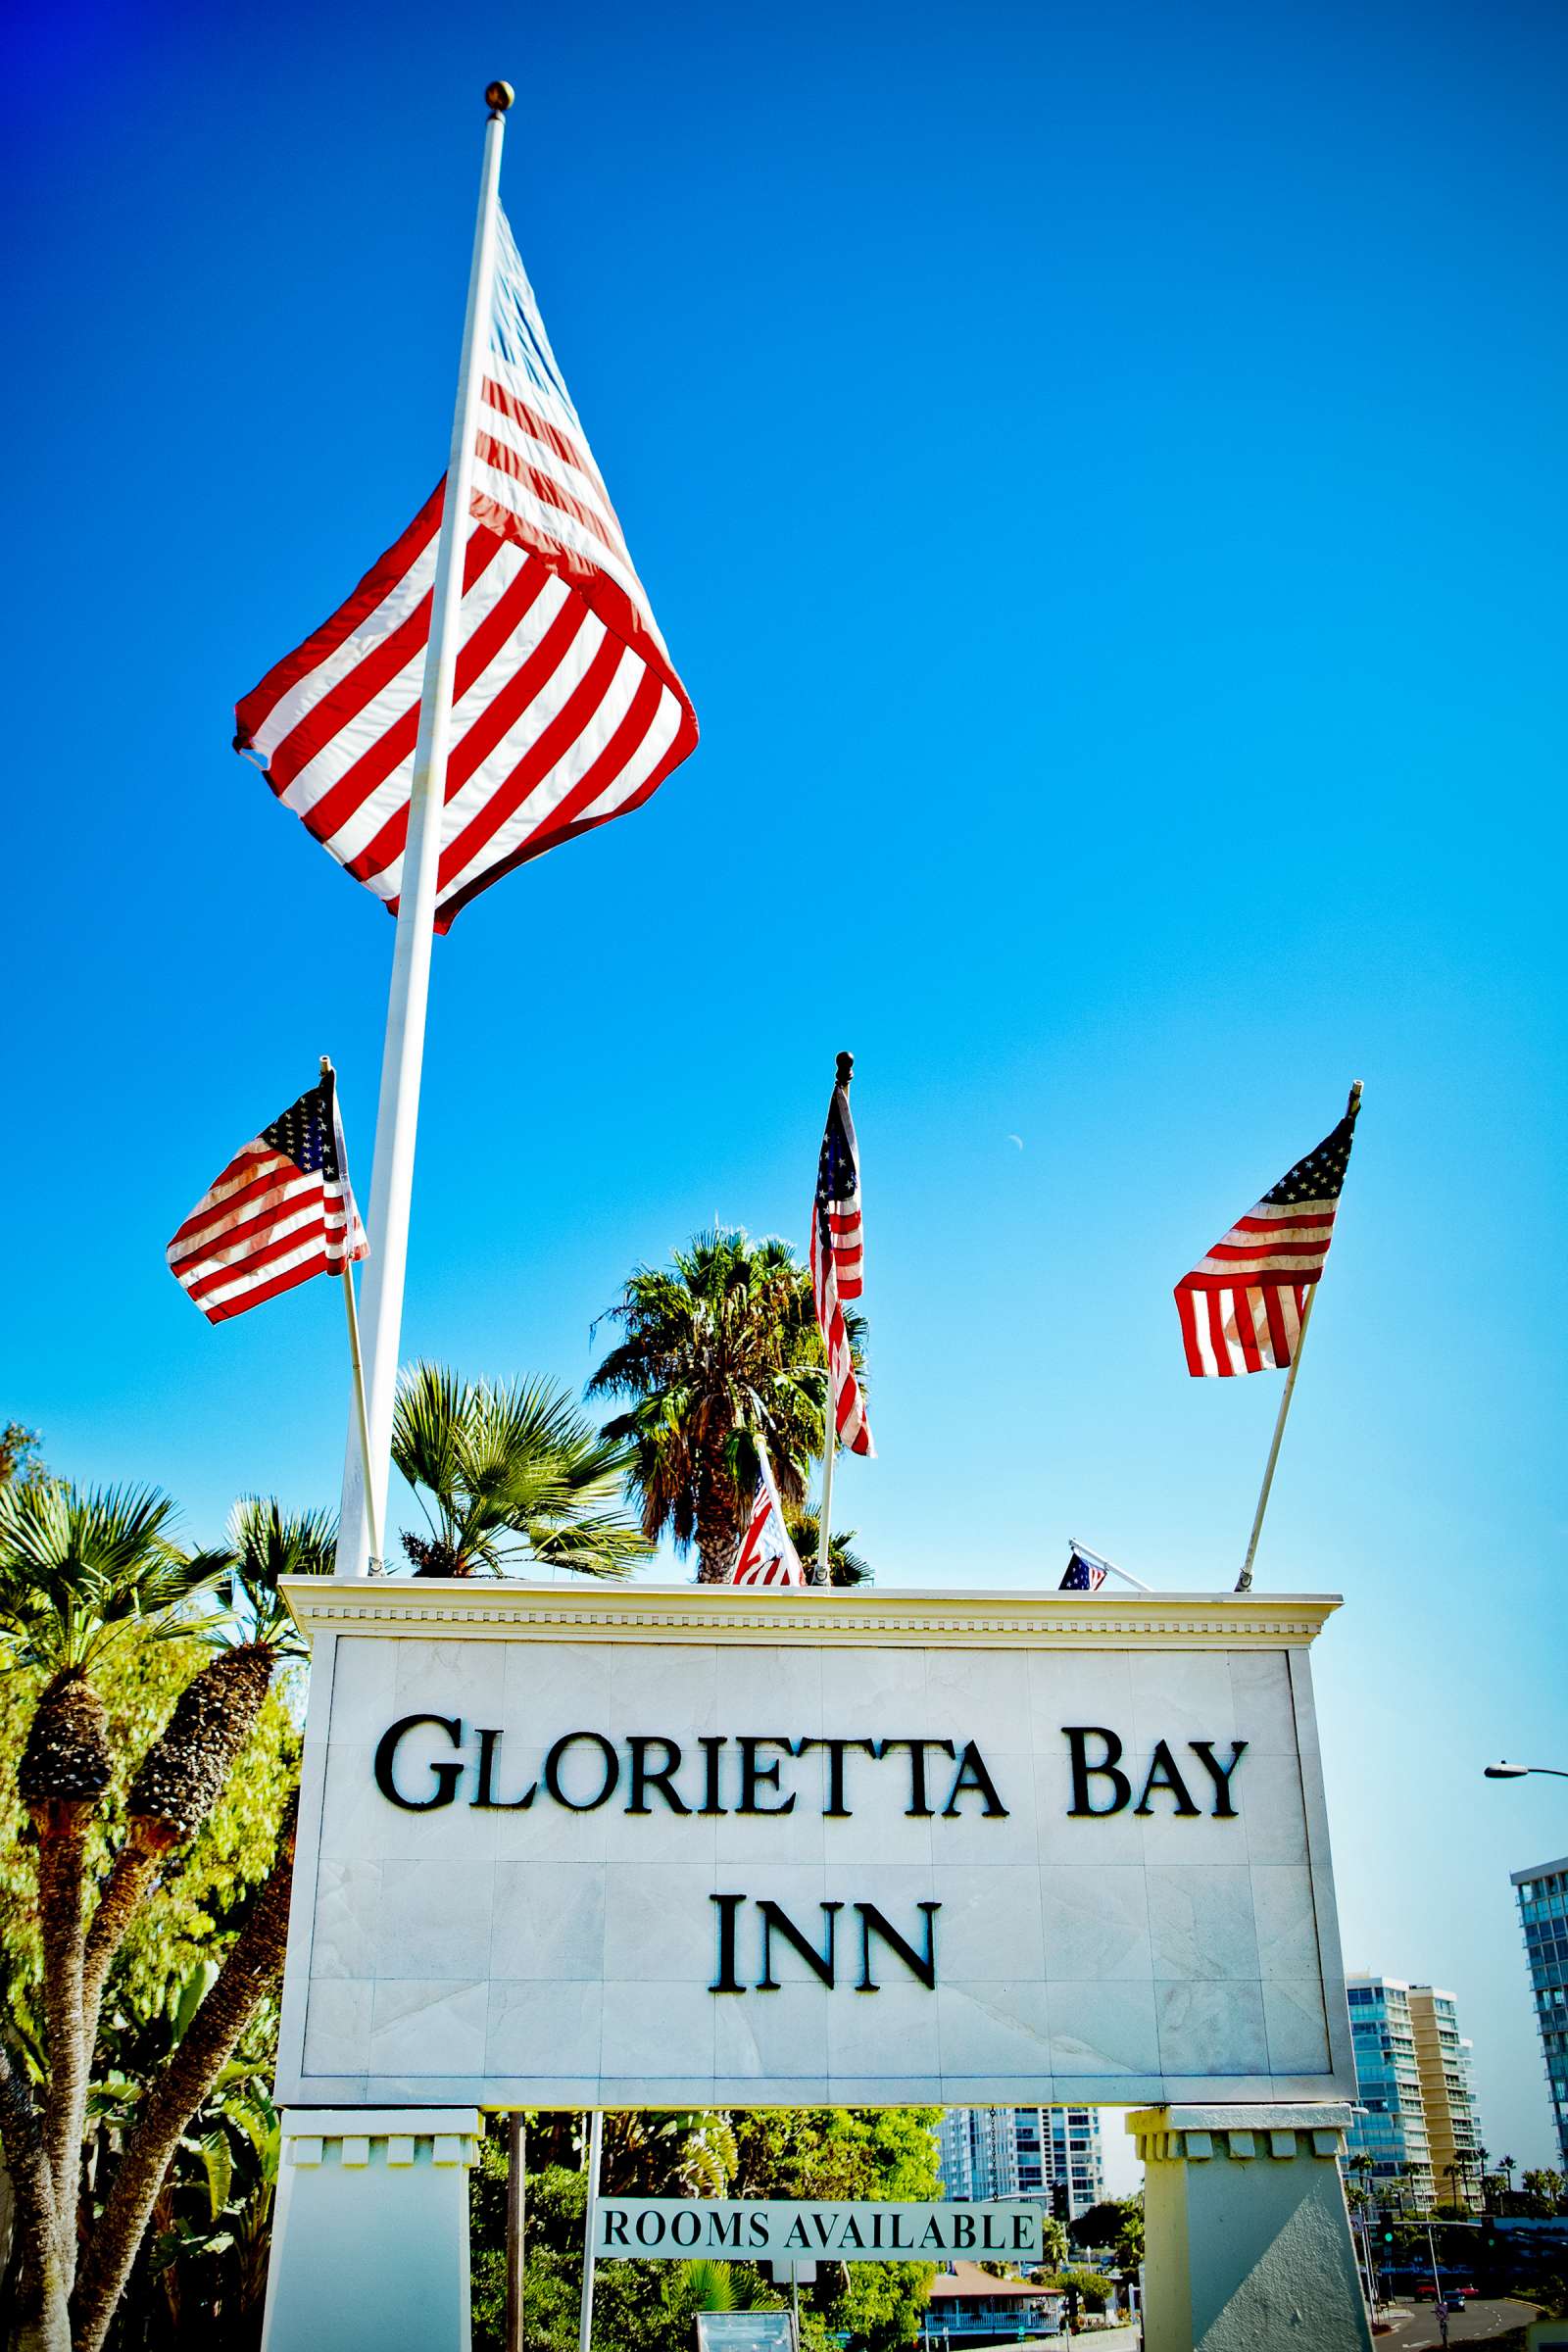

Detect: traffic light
1052,2183,1070,2224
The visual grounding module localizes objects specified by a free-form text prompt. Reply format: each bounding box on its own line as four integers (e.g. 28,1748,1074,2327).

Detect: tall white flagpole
336,81,514,1578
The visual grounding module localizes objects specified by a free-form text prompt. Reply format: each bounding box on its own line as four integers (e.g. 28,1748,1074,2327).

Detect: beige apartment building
1408,1986,1485,2205
1344,1975,1484,2210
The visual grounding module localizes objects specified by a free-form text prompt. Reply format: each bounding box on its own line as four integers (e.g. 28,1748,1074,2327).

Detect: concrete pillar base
1129,2104,1372,2352
261,2108,481,2352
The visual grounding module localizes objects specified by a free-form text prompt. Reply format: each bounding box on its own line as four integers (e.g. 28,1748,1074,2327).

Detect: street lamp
1483,1761,1568,1780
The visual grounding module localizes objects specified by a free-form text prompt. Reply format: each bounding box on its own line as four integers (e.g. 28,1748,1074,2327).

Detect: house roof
927,2264,1060,2304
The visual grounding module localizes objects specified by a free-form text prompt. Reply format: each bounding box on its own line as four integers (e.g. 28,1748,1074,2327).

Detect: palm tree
784,1507,871,1587
83,1500,335,2044
0,1480,223,2334
588,1227,865,1582
392,1364,650,1578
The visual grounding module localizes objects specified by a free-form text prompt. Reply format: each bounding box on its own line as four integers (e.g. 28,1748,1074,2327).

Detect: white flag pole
1234,1078,1363,1592
336,81,514,1578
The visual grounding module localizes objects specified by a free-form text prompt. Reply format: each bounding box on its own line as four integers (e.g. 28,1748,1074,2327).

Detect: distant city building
1408,1987,1484,2202
1343,1974,1484,2210
1511,1856,1568,2174
936,2108,1105,2223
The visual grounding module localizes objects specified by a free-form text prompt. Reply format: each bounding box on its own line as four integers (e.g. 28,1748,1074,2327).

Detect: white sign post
259,1580,1371,2352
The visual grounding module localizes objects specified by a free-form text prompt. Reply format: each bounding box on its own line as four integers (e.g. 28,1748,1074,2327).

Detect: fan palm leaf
392,1363,649,1579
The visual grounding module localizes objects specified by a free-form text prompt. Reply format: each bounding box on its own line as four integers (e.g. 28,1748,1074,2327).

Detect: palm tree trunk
69,1798,297,2352
694,1466,743,1584
0,2050,70,2352
32,1823,88,2262
79,1840,164,2019
78,1648,279,2097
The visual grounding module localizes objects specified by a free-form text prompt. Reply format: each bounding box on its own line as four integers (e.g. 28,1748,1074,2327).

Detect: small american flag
1059,1547,1107,1592
1174,1100,1359,1376
811,1058,872,1458
233,208,696,932
168,1072,367,1325
730,1449,807,1588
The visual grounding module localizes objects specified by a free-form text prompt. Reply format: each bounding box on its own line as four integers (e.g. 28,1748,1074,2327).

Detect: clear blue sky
4,0,1565,2178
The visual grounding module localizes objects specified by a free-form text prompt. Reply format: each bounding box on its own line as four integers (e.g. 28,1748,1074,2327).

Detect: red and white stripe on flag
233,209,697,932
730,1452,807,1588
1173,1109,1356,1376
168,1077,367,1326
811,1077,872,1456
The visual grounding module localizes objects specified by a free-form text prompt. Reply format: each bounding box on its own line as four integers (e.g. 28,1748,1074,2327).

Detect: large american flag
1174,1103,1359,1376
730,1449,807,1588
168,1073,367,1325
233,208,696,931
810,1061,872,1457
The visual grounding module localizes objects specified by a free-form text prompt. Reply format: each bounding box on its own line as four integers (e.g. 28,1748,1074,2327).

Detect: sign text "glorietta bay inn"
372,1713,1248,1996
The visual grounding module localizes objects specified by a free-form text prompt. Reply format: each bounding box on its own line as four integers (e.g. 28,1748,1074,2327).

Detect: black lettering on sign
941,1741,1009,1817
373,1715,465,1812
471,1727,536,1811
1189,1739,1249,1815
737,1737,797,1814
697,1735,728,1816
1133,1740,1200,1817
876,1738,956,1817
855,1900,942,1992
544,1732,619,1811
710,1893,746,1993
758,1899,843,1990
603,2210,629,2248
1063,1726,1132,1815
791,1737,875,1817
627,1735,689,1815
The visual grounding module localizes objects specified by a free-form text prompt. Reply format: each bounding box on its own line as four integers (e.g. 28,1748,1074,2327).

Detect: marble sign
272,1581,1355,2110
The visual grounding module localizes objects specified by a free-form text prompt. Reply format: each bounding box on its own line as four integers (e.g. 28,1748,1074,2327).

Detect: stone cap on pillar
1128,2104,1355,2165
278,2108,483,2169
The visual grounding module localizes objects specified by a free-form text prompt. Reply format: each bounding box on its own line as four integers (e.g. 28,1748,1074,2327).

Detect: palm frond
0,1481,227,1674
392,1363,652,1580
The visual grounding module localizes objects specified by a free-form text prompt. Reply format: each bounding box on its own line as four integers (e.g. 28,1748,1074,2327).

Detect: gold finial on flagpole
1347,1078,1364,1120
485,80,514,115
836,1050,854,1088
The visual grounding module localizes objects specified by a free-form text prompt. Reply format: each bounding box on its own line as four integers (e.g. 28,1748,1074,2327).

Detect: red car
1413,2280,1477,2303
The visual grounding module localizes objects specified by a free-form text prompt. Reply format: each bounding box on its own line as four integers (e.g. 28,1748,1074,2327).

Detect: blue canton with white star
262,1084,339,1180
1262,1114,1355,1205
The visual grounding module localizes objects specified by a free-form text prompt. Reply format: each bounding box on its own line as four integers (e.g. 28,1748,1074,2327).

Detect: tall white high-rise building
936,2108,1105,2222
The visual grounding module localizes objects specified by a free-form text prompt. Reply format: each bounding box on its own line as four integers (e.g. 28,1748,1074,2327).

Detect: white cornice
278,1578,1340,1650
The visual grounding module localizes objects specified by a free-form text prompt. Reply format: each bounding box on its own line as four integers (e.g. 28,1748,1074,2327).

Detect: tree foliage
393,1365,650,1579
588,1229,865,1582
471,2111,940,2352
0,1638,299,2021
0,1471,303,2352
